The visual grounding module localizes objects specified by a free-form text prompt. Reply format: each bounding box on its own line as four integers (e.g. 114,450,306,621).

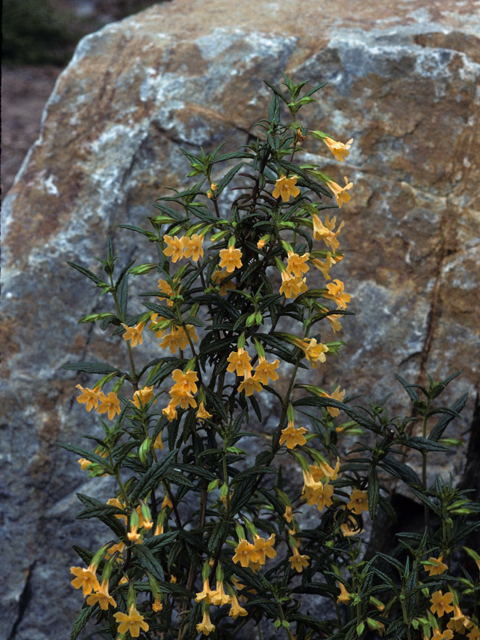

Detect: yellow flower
257,238,266,249
289,547,309,572
253,357,280,385
127,524,141,542
210,581,232,606
430,590,455,617
301,470,323,505
196,608,215,636
105,541,125,559
323,136,353,162
114,604,149,638
211,269,236,296
153,431,164,450
337,581,352,605
154,521,164,536
152,595,163,612
424,555,448,576
324,279,351,309
340,511,363,537
162,402,178,422
375,620,386,637
229,594,248,619
219,246,243,272
86,579,117,610
279,422,308,449
75,385,101,412
467,628,480,640
131,385,156,409
286,252,310,277
273,174,300,202
312,214,344,251
171,369,198,395
161,325,197,353
195,578,216,605
279,271,308,298
70,564,100,596
196,402,212,421
211,182,217,191
238,372,263,396
121,321,146,347
327,314,343,333
253,534,276,564
149,313,168,338
326,176,353,208
432,630,454,640
296,338,328,369
169,388,197,410
227,348,252,377
447,604,472,633
183,234,204,261
78,458,92,471
157,278,176,306
233,539,260,568
284,505,294,523
97,391,121,421
162,495,173,509
320,387,346,417
310,253,334,280
348,490,369,515
163,235,185,262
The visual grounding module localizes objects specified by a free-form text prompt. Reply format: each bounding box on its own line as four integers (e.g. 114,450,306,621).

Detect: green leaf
134,545,164,581
67,261,106,287
264,80,288,104
216,162,244,196
394,373,420,403
144,531,178,551
62,362,118,374
72,545,94,566
71,604,97,640
116,267,129,321
294,396,380,433
230,466,276,485
75,494,126,538
57,442,113,471
368,469,380,519
406,437,449,452
429,393,468,441
379,455,422,488
130,449,179,502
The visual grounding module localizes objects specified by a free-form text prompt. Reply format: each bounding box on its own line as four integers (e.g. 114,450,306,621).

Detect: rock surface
1,0,480,638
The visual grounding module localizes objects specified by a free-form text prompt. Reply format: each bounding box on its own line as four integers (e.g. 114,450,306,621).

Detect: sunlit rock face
1,0,479,637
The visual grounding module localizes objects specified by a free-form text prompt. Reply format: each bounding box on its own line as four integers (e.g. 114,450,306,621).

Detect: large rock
1,1,480,637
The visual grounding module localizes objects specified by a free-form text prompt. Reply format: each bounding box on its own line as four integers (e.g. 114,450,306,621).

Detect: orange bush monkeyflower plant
62,73,479,640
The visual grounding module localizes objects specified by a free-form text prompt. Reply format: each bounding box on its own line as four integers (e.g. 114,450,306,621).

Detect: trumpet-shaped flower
315,482,334,511
195,578,216,605
467,627,480,639
296,338,328,369
161,325,197,353
337,581,352,605
210,581,232,606
76,385,101,412
196,402,212,421
163,235,185,262
447,605,472,633
114,604,149,638
157,279,177,306
229,595,248,619
284,505,294,523
71,564,100,596
289,547,309,572
431,630,454,640
131,385,156,409
227,348,252,377
152,595,163,612
183,234,204,261
149,313,168,338
311,253,334,280
196,609,215,636
162,401,178,422
326,176,353,208
238,372,263,396
253,357,280,385
279,271,308,299
430,590,455,617
348,490,369,515
424,555,448,576
327,314,343,333
312,214,344,251
323,137,353,162
219,246,243,272
169,388,197,410
286,252,310,277
97,392,121,421
280,422,308,449
316,457,341,480
233,539,260,567
273,174,300,202
121,321,146,347
320,387,346,417
253,534,276,564
86,580,117,610
171,369,198,395
324,279,351,309
211,269,236,296
78,458,92,471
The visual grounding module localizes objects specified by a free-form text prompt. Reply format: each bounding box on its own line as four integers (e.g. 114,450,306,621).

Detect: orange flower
196,608,215,635
286,252,310,277
227,348,252,377
296,337,328,369
195,578,216,605
279,271,308,298
315,482,334,511
312,214,344,251
284,505,294,523
211,269,236,295
327,314,342,333
229,595,248,619
70,564,100,596
424,555,448,576
467,628,480,640
97,391,121,421
163,235,185,262
153,431,164,450
169,388,197,410
431,630,454,640
337,581,352,605
430,590,455,617
253,534,276,564
171,369,198,395
121,321,146,347
323,136,353,162
320,387,346,417
157,278,176,306
233,539,260,568
152,595,163,612
323,279,351,309
310,252,334,280
114,604,149,638
289,547,309,572
326,176,353,208
238,372,263,396
196,402,212,421
253,357,280,385
273,174,300,202
78,458,93,471
162,402,178,422
75,385,101,412
210,581,232,606
183,234,204,261
131,385,156,409
149,313,168,338
219,246,243,272
347,490,368,515
447,604,472,633
86,580,117,610
279,422,308,449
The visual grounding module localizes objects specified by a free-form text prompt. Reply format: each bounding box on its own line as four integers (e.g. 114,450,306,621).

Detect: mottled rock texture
2,0,480,638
